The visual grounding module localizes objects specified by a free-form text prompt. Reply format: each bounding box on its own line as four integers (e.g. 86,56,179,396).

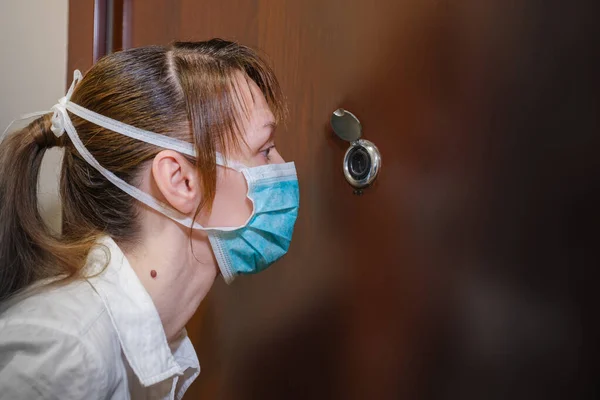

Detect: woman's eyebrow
264,121,277,131
262,121,277,143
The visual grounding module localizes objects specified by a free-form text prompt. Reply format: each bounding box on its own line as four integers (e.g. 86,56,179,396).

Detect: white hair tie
50,70,83,137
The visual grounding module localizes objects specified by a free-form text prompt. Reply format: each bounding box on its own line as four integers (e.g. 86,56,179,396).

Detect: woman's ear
151,150,199,214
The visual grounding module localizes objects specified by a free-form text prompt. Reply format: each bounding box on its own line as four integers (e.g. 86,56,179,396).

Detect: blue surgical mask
24,70,300,283
209,161,299,282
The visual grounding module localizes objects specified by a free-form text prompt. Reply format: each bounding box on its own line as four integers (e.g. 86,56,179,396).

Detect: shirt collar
86,236,199,387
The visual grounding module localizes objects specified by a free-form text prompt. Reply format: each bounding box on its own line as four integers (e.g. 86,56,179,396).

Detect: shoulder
0,280,123,399
0,278,106,336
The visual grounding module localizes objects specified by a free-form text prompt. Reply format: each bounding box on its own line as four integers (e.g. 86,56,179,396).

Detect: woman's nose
271,148,285,164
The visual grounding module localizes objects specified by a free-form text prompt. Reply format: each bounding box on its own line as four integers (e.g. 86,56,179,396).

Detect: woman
0,39,299,399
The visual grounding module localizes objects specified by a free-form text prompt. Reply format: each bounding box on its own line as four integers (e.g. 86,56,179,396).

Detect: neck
124,220,217,342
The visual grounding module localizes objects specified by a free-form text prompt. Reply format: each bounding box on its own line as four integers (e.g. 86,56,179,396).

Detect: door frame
67,0,127,81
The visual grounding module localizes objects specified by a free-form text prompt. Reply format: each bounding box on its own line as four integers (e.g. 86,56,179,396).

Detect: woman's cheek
207,167,253,227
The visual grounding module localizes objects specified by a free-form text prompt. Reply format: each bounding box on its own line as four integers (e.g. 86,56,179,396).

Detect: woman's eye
261,146,275,162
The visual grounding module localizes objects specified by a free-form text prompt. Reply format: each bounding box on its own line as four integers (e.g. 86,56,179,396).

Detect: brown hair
0,39,285,301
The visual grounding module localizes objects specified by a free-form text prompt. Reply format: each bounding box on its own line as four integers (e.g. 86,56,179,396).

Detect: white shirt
0,236,200,399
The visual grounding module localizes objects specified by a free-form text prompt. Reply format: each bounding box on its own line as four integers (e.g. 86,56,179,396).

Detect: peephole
347,145,371,180
331,109,381,194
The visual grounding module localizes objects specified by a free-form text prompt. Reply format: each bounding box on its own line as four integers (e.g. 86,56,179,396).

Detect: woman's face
198,73,285,228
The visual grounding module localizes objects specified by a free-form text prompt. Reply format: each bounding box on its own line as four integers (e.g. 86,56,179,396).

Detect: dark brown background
68,1,599,398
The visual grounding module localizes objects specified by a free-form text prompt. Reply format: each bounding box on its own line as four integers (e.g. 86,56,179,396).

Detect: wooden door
68,1,598,399
118,2,474,398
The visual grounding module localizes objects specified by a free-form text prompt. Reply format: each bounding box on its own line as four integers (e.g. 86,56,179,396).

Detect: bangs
170,39,286,212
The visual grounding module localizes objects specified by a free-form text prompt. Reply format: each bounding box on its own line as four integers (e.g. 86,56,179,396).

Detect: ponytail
0,115,90,301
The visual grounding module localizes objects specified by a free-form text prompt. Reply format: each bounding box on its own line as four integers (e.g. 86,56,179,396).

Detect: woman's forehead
231,71,275,128
231,71,268,112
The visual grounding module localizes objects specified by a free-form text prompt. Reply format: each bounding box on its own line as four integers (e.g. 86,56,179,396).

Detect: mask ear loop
55,88,256,231
58,103,248,231
64,97,258,229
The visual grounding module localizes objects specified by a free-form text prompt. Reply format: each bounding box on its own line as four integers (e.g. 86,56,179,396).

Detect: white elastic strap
65,100,249,171
54,103,242,232
65,101,197,158
52,70,244,171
